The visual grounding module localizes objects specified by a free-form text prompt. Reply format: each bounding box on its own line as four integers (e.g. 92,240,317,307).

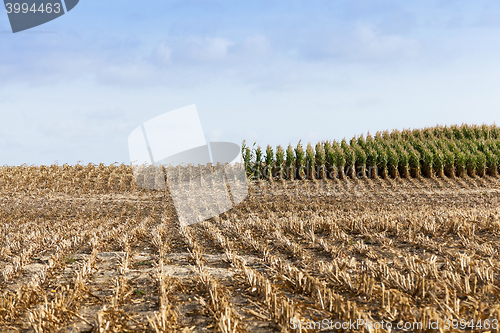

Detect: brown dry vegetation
1,164,500,332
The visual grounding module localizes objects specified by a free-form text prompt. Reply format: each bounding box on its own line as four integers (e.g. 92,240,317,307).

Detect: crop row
242,123,500,180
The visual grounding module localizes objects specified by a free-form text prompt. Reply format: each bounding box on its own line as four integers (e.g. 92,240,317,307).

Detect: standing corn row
243,124,500,181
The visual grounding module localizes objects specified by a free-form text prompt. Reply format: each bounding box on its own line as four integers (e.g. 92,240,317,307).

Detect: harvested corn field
1,163,500,332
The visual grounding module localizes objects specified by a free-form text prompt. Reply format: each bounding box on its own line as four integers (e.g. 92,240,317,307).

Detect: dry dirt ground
1,172,500,332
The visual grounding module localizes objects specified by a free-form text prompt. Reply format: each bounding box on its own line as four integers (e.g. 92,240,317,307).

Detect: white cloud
151,42,172,65
85,108,126,120
41,119,88,140
96,63,157,86
151,34,271,67
352,23,421,59
296,21,422,64
176,36,235,62
240,35,270,57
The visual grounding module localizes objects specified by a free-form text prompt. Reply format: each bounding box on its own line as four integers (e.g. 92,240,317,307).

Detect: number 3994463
5,3,61,14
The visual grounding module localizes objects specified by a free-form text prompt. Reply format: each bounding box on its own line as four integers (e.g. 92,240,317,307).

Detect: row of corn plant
242,124,500,181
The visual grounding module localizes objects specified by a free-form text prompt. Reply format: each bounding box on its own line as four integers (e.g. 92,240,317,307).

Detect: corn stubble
1,134,500,331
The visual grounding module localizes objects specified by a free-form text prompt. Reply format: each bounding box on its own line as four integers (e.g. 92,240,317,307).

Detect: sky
1,0,500,165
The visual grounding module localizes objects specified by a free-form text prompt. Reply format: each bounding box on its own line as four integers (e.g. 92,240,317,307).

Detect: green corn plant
390,129,401,140
462,124,474,140
265,145,274,180
349,136,357,147
402,140,413,152
324,142,337,179
486,141,500,173
455,151,467,177
427,143,443,176
357,135,366,150
481,124,491,140
421,148,434,178
494,147,500,174
254,146,263,179
342,140,356,179
387,147,400,178
275,145,285,179
466,152,477,177
485,149,499,176
340,137,349,153
395,144,409,178
476,139,486,153
401,129,412,141
473,125,482,140
434,139,445,151
306,143,316,180
286,144,295,180
375,143,388,179
443,148,456,178
485,139,497,153
295,141,306,180
464,140,477,154
452,125,463,140
447,141,459,155
442,126,453,140
241,139,247,158
315,143,326,179
379,138,390,150
493,148,500,175
405,134,416,149
481,124,490,140
334,144,346,179
365,148,378,179
432,148,445,178
476,151,487,177
410,139,424,156
490,125,500,140
422,128,433,139
433,126,444,138
408,147,421,178
241,141,253,178
354,145,367,178
412,128,422,140
365,133,374,147
455,140,465,153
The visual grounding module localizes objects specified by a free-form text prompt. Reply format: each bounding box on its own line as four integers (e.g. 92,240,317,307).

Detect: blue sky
1,0,500,165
